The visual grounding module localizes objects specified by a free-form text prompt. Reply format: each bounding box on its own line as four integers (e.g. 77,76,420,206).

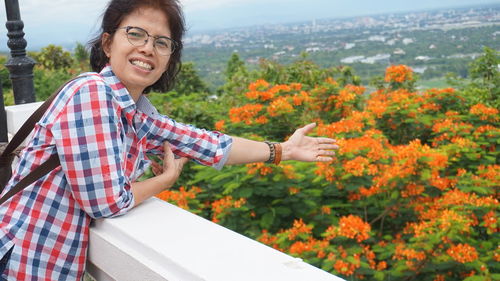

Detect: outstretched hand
282,123,338,162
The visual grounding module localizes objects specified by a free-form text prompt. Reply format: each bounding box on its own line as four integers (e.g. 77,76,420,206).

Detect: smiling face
102,7,171,100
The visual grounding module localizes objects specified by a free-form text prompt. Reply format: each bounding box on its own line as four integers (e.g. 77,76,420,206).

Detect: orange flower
156,186,202,210
385,64,414,83
290,82,302,90
267,96,294,117
434,274,446,281
470,103,499,121
211,196,247,223
321,206,332,215
333,260,359,276
343,156,370,176
248,79,270,91
401,183,425,197
214,120,225,131
325,77,338,86
229,104,263,124
288,186,300,195
280,164,296,179
483,211,498,233
287,219,312,240
377,261,387,271
315,162,336,182
447,243,478,263
394,243,426,261
258,230,282,251
255,115,269,124
317,119,365,136
338,215,371,242
477,165,500,184
246,163,273,176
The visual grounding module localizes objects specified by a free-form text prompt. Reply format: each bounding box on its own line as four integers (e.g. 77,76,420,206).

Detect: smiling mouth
130,60,154,71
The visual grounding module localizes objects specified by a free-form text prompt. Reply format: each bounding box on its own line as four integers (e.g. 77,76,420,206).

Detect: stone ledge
87,198,344,281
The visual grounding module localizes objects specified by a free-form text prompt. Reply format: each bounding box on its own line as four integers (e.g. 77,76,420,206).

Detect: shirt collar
98,64,136,111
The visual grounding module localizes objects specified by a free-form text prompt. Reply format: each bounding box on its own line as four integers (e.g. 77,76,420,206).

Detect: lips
130,59,155,71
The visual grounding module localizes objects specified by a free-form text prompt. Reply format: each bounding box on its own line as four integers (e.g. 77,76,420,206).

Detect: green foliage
29,44,74,71
73,42,91,71
148,90,223,130
33,68,73,101
172,62,211,96
155,48,499,280
0,56,12,91
225,52,246,80
448,47,500,109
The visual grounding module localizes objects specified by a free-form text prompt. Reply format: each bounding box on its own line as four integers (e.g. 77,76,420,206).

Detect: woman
0,0,337,279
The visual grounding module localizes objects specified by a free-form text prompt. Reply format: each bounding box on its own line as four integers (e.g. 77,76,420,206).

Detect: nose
138,37,155,55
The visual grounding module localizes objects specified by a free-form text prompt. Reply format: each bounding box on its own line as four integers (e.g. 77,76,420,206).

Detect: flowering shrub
156,61,499,280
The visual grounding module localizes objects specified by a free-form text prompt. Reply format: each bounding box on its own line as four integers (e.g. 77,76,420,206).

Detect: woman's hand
151,142,189,187
281,123,338,162
131,143,188,206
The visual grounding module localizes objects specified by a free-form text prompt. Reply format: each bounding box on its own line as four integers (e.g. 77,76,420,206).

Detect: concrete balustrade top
5,101,44,142
87,198,344,281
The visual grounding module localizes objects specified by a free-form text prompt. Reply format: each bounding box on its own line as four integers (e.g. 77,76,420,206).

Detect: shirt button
127,154,132,159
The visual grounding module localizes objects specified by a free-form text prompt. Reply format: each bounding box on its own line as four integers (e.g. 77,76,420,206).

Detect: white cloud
181,0,275,11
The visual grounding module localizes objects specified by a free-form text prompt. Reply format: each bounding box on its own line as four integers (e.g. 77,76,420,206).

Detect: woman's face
102,7,171,100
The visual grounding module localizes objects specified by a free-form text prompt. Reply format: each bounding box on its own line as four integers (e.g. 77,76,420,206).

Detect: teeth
131,60,153,70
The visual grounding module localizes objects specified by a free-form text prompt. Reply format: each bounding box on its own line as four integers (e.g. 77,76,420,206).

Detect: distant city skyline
0,0,498,51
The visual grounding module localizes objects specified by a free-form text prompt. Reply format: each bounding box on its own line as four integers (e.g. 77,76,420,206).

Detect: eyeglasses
117,26,177,56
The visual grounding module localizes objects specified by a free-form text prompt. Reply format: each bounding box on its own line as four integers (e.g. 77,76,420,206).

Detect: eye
127,28,146,39
155,38,170,48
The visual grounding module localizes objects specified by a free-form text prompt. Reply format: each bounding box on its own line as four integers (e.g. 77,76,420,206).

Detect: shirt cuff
213,139,233,170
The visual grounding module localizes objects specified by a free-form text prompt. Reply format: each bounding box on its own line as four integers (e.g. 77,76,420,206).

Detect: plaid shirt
0,65,232,280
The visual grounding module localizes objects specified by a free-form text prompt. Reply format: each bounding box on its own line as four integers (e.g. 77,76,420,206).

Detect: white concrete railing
6,102,344,281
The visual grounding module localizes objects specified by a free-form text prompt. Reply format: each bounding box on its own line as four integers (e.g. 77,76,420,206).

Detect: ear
101,33,112,58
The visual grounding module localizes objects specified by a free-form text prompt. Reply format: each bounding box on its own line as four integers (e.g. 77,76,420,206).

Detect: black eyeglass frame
116,26,177,56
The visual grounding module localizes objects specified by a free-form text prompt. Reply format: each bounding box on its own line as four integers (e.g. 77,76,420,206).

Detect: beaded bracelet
264,141,282,165
264,141,275,163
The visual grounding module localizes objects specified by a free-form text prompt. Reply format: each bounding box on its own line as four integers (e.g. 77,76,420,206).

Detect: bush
156,58,499,280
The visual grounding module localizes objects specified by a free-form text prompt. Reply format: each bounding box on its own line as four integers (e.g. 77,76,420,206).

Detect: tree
172,62,211,96
73,42,90,70
30,45,74,71
225,52,246,80
469,46,499,83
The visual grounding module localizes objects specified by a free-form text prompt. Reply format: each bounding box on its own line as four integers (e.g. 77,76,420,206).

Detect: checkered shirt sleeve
45,77,134,218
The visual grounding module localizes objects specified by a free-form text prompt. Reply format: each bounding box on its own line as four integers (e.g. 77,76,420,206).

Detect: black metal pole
0,84,7,142
4,0,36,105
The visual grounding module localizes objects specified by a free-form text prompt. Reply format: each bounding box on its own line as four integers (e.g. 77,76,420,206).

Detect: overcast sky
0,0,497,51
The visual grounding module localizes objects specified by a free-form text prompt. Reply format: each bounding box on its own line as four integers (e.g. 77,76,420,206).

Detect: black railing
1,0,36,141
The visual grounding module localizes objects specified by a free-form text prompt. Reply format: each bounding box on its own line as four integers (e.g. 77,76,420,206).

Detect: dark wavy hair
89,0,185,93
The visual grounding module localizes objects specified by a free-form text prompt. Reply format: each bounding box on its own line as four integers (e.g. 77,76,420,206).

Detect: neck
130,91,142,103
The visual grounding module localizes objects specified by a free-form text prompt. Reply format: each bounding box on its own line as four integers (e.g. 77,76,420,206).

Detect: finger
163,142,175,169
300,123,317,134
316,137,337,144
176,157,189,165
317,156,334,162
151,161,163,175
319,144,339,150
318,150,336,157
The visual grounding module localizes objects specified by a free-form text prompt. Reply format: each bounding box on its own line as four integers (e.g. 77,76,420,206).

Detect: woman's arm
225,123,338,165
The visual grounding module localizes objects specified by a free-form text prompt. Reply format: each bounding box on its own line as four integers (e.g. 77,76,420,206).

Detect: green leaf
463,276,487,281
275,206,292,216
260,212,274,229
420,169,431,180
374,271,385,281
223,181,241,195
238,188,253,198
